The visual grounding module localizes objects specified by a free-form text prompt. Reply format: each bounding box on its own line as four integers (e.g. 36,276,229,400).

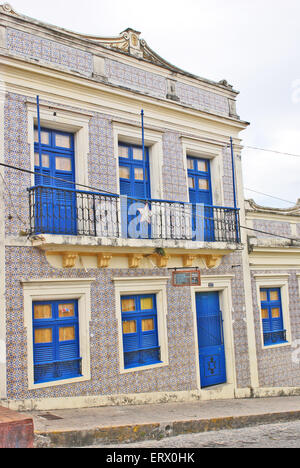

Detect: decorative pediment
82,27,185,72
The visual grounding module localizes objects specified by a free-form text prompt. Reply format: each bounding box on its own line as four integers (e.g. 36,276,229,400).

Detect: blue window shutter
34,128,76,235
187,156,212,206
260,288,286,345
119,143,151,200
33,300,81,383
121,294,160,369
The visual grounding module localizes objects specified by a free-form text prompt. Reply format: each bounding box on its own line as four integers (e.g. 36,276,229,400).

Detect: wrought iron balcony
28,185,241,244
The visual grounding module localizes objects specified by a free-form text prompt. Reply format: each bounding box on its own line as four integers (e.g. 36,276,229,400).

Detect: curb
34,410,300,447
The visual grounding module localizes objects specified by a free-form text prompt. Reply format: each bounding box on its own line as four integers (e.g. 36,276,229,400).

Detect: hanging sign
172,270,201,287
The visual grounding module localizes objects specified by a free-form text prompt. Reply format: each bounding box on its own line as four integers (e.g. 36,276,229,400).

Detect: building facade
0,3,299,411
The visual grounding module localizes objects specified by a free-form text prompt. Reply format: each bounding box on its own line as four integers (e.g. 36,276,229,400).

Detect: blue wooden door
34,128,76,234
196,291,226,388
188,157,214,241
119,143,151,239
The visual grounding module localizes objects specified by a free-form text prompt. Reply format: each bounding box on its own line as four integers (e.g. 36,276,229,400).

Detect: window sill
29,374,90,390
262,341,290,350
120,361,167,375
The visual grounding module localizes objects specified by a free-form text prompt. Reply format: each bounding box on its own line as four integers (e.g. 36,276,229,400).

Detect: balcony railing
28,185,241,243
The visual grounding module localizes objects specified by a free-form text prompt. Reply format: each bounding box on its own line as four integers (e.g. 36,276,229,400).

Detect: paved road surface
86,420,300,448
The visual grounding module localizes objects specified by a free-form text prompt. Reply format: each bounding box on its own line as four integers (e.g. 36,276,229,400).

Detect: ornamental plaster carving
245,198,300,217
0,3,17,14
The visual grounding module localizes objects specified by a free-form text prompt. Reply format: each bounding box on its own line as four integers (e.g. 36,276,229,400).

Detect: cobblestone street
91,420,300,448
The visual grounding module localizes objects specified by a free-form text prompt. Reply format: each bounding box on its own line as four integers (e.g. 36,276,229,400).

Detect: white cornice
0,54,249,134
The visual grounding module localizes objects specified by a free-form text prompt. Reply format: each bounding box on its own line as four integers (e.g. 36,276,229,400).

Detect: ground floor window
121,294,161,369
33,299,82,383
260,288,287,346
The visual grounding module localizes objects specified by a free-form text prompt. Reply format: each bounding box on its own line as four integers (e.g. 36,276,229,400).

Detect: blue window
34,127,76,235
260,288,287,346
118,143,151,200
187,156,214,241
119,143,151,239
121,294,161,369
33,300,81,383
187,157,212,206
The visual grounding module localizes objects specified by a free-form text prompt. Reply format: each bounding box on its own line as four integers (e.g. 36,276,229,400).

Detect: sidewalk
28,396,300,447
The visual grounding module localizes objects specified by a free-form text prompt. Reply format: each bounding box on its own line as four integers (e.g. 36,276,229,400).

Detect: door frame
191,274,237,397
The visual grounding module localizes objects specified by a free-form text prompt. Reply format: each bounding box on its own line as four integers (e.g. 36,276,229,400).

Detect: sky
6,0,300,208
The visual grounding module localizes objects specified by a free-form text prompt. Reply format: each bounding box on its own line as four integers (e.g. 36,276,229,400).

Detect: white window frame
22,278,95,389
181,137,225,207
26,102,91,189
112,121,164,200
113,276,169,374
254,274,291,349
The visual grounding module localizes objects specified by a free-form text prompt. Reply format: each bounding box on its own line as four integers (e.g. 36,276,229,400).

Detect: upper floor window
34,127,76,235
187,156,212,206
34,128,75,182
260,288,287,346
118,143,151,199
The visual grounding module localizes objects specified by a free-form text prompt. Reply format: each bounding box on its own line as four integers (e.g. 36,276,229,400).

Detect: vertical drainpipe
141,109,146,199
0,77,6,399
36,96,42,171
230,137,240,243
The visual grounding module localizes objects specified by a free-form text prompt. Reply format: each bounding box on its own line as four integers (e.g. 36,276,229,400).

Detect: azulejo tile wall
105,59,167,99
5,246,251,399
162,131,189,202
5,27,233,118
250,270,300,388
5,246,199,400
176,82,229,117
3,90,252,398
7,28,93,76
4,92,31,237
253,220,292,239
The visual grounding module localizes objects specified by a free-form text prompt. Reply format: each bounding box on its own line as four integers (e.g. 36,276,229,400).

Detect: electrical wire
0,172,28,228
244,146,300,159
0,161,299,243
244,188,296,205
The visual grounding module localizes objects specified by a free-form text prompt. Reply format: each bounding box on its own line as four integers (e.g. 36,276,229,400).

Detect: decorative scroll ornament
1,3,16,14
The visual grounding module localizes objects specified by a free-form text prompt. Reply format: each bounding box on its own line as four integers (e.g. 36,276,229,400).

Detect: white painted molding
113,275,169,375
22,277,95,390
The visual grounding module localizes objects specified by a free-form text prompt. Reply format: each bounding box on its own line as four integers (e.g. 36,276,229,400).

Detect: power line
240,224,299,243
0,161,299,243
0,172,28,227
244,188,296,205
1,161,296,208
244,146,300,159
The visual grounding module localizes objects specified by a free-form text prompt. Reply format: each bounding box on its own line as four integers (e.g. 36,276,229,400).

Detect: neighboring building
245,199,300,392
0,3,299,411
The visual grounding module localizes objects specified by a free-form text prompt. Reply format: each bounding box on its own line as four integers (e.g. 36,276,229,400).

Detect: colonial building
0,3,299,411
